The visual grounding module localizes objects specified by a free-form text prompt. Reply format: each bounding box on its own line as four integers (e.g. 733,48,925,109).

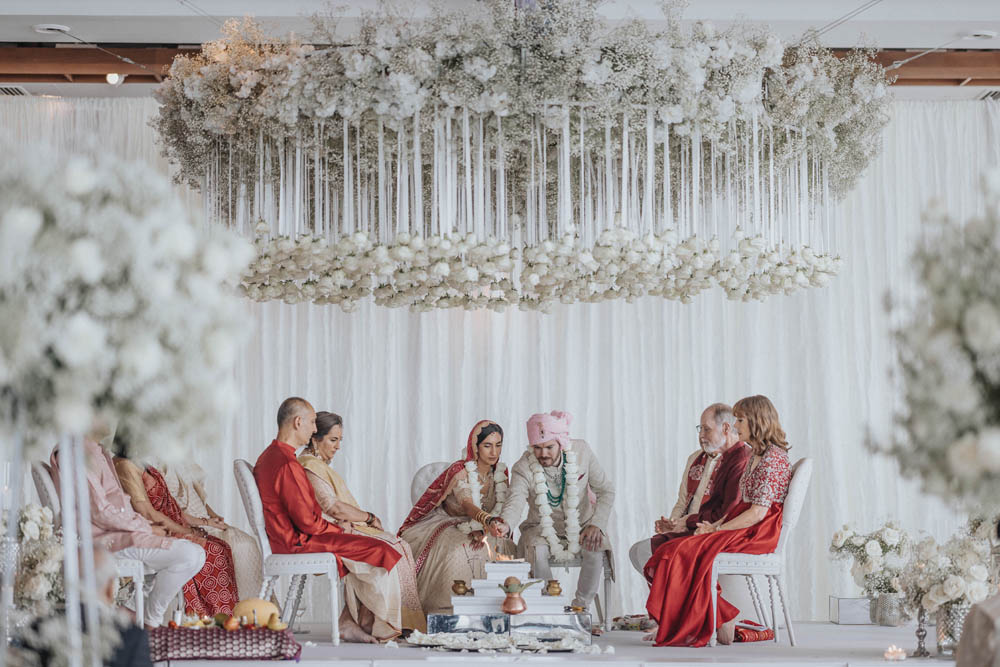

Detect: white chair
410,462,613,630
410,462,450,504
31,460,146,624
233,459,341,645
709,457,813,647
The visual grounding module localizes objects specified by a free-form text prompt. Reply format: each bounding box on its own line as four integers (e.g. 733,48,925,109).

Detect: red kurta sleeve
274,461,341,537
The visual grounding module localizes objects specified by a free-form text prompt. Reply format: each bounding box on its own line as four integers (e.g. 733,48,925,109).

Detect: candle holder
911,608,930,658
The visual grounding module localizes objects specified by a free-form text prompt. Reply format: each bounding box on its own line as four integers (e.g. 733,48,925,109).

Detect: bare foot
338,612,378,644
642,632,656,642
716,619,735,645
639,618,658,632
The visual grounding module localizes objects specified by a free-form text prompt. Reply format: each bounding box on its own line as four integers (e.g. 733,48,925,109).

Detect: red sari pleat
143,466,239,616
643,500,784,647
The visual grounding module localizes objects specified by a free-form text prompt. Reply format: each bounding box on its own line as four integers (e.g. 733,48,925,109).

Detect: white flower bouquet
0,145,253,459
874,171,1000,506
12,503,64,615
897,526,993,616
829,521,910,597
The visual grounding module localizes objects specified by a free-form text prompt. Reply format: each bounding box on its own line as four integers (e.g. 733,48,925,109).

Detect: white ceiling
2,1,998,99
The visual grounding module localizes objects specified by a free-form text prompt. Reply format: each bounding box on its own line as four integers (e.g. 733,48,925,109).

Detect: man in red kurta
628,403,751,573
254,397,402,642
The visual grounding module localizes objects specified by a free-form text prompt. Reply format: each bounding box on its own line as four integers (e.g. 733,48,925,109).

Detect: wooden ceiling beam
0,46,194,76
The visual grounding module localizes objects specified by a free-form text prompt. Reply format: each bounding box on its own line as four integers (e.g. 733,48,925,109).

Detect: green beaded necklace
546,453,567,507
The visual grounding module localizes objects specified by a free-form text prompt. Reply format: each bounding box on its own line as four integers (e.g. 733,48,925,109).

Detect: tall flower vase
870,593,906,626
936,601,972,657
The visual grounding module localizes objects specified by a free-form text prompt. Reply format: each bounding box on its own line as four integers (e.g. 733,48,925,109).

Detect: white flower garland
456,462,508,535
528,450,582,561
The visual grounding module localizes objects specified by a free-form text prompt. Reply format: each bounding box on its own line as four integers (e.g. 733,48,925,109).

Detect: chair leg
329,571,340,646
134,580,144,627
281,575,307,625
776,574,795,647
593,592,605,629
603,570,613,632
709,563,718,647
768,576,780,644
746,575,769,628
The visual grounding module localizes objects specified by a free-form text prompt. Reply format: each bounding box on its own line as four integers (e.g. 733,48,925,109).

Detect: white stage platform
155,622,954,666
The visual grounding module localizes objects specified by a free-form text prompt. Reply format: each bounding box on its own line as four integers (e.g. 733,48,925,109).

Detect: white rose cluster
13,504,64,614
829,520,911,597
876,170,1000,506
241,226,841,311
0,147,253,461
896,526,994,616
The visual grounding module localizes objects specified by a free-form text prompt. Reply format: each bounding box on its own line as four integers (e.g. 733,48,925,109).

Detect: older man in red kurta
254,397,402,643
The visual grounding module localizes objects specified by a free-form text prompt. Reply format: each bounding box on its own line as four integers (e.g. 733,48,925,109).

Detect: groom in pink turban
500,411,616,617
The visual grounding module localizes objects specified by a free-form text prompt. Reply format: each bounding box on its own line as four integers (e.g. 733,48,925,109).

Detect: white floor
156,622,955,666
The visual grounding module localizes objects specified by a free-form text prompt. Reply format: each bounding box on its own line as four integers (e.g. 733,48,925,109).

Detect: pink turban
526,411,573,451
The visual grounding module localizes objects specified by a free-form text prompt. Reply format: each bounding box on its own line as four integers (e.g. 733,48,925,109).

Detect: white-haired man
628,403,750,574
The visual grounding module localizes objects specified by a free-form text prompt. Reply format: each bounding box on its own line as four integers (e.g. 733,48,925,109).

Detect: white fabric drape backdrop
4,97,999,622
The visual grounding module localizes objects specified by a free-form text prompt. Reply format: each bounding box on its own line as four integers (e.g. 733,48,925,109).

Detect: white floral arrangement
242,225,841,311
156,6,887,197
456,462,509,535
12,604,128,667
13,504,64,615
155,2,885,311
898,526,993,616
528,449,582,561
0,146,254,459
873,171,1000,505
829,521,910,597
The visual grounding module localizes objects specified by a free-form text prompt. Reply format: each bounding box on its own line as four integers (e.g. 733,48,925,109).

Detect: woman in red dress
643,395,792,647
116,454,240,617
143,466,239,616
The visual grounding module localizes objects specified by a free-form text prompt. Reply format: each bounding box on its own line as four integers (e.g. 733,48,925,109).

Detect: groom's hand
580,525,603,551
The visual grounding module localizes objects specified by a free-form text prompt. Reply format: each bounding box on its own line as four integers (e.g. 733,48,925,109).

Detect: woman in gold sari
299,412,425,633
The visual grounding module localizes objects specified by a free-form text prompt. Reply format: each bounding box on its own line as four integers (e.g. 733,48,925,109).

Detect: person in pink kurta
50,439,205,628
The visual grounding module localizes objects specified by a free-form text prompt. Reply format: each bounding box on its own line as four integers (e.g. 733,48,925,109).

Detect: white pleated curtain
3,97,999,622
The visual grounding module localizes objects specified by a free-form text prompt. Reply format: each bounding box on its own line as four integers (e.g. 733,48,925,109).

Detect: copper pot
501,592,527,615
452,580,468,596
544,579,562,596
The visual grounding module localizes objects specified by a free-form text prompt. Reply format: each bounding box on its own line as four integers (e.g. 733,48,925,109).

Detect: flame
482,535,494,562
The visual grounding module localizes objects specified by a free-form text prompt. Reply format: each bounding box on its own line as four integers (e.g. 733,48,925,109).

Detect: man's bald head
277,397,313,428
276,397,317,448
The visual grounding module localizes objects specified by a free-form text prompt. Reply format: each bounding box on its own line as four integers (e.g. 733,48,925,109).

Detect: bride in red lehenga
644,395,792,647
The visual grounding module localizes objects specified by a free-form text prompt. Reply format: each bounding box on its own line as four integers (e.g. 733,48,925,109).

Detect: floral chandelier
155,1,890,311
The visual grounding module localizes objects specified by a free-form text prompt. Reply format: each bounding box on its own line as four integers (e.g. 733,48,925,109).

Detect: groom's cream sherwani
500,439,616,604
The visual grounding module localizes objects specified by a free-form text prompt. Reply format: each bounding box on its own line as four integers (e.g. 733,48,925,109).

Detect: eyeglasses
695,425,704,433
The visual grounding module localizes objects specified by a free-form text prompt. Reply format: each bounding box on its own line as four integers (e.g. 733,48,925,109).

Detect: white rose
863,557,883,575
963,301,1000,355
880,527,901,547
966,581,991,604
884,552,906,570
850,535,865,547
23,574,52,601
865,540,883,558
943,575,968,600
534,482,547,495
969,564,989,581
831,529,849,548
532,471,546,484
20,520,39,541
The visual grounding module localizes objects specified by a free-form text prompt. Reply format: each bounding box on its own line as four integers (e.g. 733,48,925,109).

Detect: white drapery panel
3,97,1000,621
